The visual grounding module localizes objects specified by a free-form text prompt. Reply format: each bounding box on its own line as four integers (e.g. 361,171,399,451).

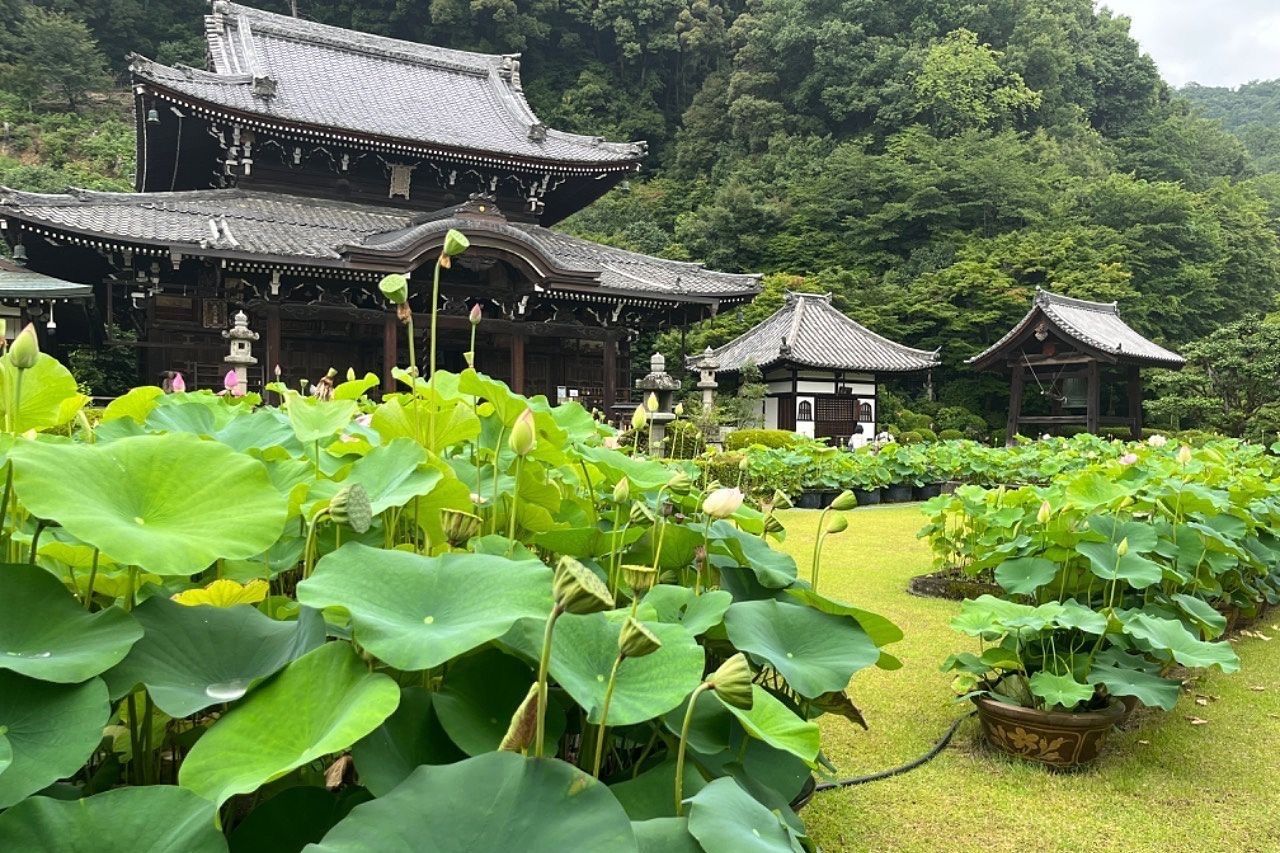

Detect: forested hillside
2,0,1280,433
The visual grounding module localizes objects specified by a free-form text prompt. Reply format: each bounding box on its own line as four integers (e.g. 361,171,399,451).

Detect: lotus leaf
994,557,1059,595
432,647,564,756
686,777,796,852
0,671,109,808
641,585,733,636
1028,671,1095,709
179,642,399,807
632,817,702,853
0,352,88,433
0,562,141,682
285,393,358,443
609,758,708,821
228,787,372,853
10,433,288,575
297,543,553,671
1122,613,1241,672
342,437,443,514
304,752,637,852
722,685,820,765
103,597,324,716
351,687,465,796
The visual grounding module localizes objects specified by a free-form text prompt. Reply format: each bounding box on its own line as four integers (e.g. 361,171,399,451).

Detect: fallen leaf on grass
1185,716,1209,726
1137,739,1151,746
1249,686,1267,692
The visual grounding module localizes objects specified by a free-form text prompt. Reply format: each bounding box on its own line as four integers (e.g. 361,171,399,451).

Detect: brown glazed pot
974,695,1125,768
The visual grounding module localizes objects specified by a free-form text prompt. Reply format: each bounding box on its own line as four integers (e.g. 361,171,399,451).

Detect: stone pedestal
222,310,259,396
635,352,681,457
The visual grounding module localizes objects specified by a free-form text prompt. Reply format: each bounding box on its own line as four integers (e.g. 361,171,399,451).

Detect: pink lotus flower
602,436,621,449
469,303,483,326
355,414,372,428
223,369,245,397
171,372,186,393
1119,453,1138,466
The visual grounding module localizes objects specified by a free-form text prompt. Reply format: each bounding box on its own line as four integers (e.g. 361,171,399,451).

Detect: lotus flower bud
469,303,483,326
329,483,372,533
499,682,539,753
645,392,658,413
440,508,482,547
772,489,793,511
666,470,693,496
1177,445,1192,465
8,322,38,370
738,457,749,471
629,500,656,525
1120,452,1138,466
613,478,630,504
378,273,408,305
619,617,662,658
1148,434,1167,448
552,556,615,615
223,369,239,394
1117,537,1129,558
825,513,849,535
346,367,356,382
622,564,657,596
631,405,646,431
702,487,744,520
674,402,685,416
171,372,186,393
440,228,470,268
830,490,857,511
509,408,537,457
1037,501,1052,525
708,653,754,710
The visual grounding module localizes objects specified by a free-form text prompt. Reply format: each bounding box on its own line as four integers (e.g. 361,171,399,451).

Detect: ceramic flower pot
974,695,1125,769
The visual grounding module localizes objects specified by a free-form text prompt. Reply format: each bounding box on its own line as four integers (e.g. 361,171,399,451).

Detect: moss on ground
775,505,1280,853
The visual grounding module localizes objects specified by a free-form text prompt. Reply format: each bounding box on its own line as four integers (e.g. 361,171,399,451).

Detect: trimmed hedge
725,429,804,451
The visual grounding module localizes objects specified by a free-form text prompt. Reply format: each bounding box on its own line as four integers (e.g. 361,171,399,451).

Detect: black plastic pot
883,483,914,503
797,491,823,509
819,489,840,508
913,482,942,500
853,488,881,506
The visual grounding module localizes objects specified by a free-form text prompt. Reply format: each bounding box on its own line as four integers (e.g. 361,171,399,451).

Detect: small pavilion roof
0,258,91,299
967,289,1184,370
703,292,940,374
0,188,759,305
129,2,644,171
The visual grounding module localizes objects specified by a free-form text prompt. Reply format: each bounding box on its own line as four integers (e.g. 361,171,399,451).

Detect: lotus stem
0,460,12,547
406,313,417,381
489,424,508,535
811,508,831,593
301,508,329,578
533,604,564,758
507,456,525,554
674,682,712,816
83,548,99,610
27,518,48,563
591,653,624,778
429,259,442,382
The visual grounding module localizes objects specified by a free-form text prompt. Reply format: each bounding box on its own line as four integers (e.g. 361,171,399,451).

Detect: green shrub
938,429,965,440
899,430,924,444
934,405,987,439
916,427,937,442
901,411,933,432
725,428,800,451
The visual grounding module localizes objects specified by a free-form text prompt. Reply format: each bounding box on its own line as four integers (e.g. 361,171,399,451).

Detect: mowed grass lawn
773,505,1280,853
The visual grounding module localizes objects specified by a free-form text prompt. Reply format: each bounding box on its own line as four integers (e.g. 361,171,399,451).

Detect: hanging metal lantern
1061,376,1088,409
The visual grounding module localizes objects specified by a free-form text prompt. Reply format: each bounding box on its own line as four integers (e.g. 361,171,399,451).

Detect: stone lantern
222,310,259,395
692,346,719,412
634,352,681,457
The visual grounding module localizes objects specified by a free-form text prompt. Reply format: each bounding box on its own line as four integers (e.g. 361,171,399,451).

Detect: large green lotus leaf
576,446,674,492
144,397,218,435
710,521,797,589
0,562,141,683
686,777,795,853
297,543,553,671
217,407,305,456
304,752,637,852
781,588,904,648
103,597,324,716
551,612,704,726
372,395,480,454
0,732,10,776
285,392,358,444
1077,541,1163,588
723,600,878,698
102,385,164,423
179,642,399,808
1063,471,1130,509
229,786,372,853
1087,665,1182,711
350,687,465,797
722,686,819,765
994,557,1059,595
662,689,732,756
0,352,88,433
1028,671,1095,710
1085,516,1159,553
1169,593,1228,639
10,433,288,576
432,647,564,756
0,671,109,808
609,758,708,821
633,818,702,853
641,585,733,636
343,438,442,514
1122,613,1241,673
0,785,227,852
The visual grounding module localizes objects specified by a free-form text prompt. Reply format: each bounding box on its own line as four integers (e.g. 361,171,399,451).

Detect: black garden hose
813,710,976,792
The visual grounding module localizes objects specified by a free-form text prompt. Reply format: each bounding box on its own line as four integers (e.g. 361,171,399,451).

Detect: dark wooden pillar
603,333,617,413
1127,365,1143,439
1085,359,1101,435
510,330,526,395
1005,365,1025,447
382,313,397,393
265,303,281,385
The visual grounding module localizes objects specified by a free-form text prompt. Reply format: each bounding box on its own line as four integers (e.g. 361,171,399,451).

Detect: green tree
912,29,1041,136
2,7,109,109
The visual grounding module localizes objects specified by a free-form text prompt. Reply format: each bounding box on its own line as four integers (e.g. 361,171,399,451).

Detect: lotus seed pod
440,508,482,547
829,490,857,511
553,556,615,615
1037,501,1052,525
509,408,537,457
621,564,657,596
8,322,38,370
499,682,540,753
1117,537,1129,558
378,273,409,305
442,228,470,259
619,617,662,658
702,487,744,520
329,483,372,533
631,405,647,431
469,303,483,326
772,489,793,511
666,470,693,496
612,477,630,504
825,513,849,535
629,500,656,525
645,392,658,413
709,653,754,710
763,514,785,535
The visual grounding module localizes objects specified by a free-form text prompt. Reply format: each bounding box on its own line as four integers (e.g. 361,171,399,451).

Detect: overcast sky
1098,1,1280,88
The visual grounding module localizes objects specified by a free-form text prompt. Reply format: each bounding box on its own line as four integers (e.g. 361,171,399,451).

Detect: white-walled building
703,292,939,443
